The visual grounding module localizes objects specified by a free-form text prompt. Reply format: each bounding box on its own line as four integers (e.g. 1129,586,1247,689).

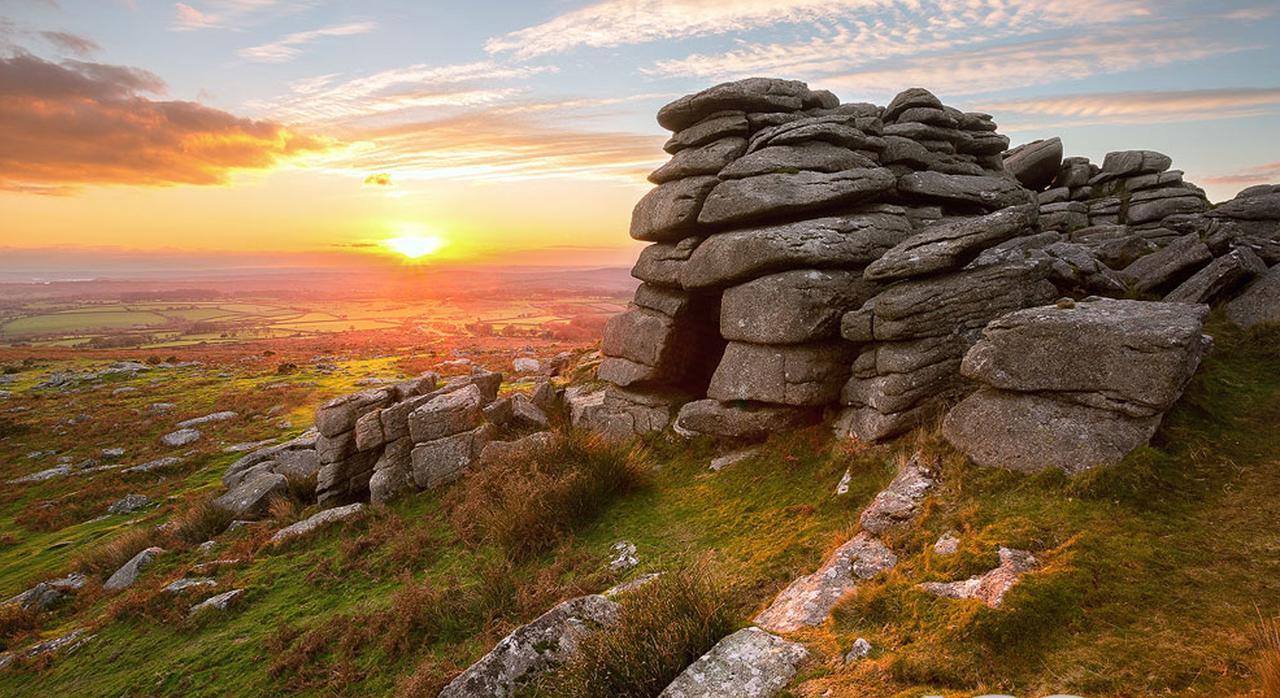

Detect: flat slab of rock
439,594,619,697
163,577,217,594
104,547,164,591
943,389,1162,474
754,533,896,632
269,502,365,544
698,168,896,227
1225,264,1280,329
631,176,719,242
682,210,912,289
657,78,813,132
658,627,808,698
864,204,1037,281
1120,232,1213,294
1164,246,1266,304
176,411,238,428
189,588,245,615
859,455,936,534
675,399,818,440
897,171,1035,210
960,298,1210,417
214,472,287,519
721,269,879,343
707,341,854,406
160,428,201,447
408,384,484,443
920,547,1036,608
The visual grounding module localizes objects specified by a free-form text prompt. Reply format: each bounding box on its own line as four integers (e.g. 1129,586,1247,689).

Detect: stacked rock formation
1002,142,1278,304
589,79,1061,441
943,298,1211,473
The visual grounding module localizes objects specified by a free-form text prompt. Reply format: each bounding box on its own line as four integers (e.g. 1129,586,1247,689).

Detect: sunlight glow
384,233,446,259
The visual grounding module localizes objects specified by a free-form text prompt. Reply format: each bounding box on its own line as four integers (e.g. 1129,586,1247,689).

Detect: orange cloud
0,51,329,193
362,172,392,186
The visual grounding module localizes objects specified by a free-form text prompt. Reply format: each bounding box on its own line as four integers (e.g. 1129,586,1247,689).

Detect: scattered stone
658,626,808,698
176,411,238,429
163,577,217,594
932,531,961,556
859,455,936,535
512,358,541,373
834,469,852,496
5,573,86,611
123,456,183,473
919,547,1037,608
0,628,93,670
1120,233,1213,294
844,638,873,663
676,399,817,440
160,428,201,448
104,547,164,591
709,448,759,472
609,541,639,573
224,439,277,453
439,594,619,697
107,494,153,515
189,588,246,616
269,503,365,545
100,447,126,459
7,466,72,484
754,533,896,632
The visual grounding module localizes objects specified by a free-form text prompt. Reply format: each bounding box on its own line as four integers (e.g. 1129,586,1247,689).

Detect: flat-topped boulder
864,203,1037,281
897,171,1034,210
658,627,808,698
1100,149,1173,177
657,78,816,132
707,341,854,406
697,168,896,227
630,176,719,242
720,269,879,343
674,399,818,440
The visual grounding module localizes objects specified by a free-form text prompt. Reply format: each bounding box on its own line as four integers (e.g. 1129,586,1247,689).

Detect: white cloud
237,20,376,63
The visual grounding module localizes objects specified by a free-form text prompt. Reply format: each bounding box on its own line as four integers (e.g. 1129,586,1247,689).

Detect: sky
2,0,1279,274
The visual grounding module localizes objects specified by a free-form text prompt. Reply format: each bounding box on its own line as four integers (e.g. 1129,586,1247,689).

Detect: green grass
1,310,170,338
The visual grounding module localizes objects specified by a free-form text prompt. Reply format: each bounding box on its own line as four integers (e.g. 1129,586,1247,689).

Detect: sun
383,232,446,260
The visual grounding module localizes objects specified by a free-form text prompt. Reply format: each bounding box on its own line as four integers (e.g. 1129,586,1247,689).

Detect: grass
1260,614,1280,698
527,559,735,698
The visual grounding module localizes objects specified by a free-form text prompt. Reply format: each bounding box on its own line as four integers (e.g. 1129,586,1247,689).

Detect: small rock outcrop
919,547,1036,608
103,547,164,591
658,626,808,698
943,299,1210,473
268,503,365,545
439,594,619,697
753,533,895,633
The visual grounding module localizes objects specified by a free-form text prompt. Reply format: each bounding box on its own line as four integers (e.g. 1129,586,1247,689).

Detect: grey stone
479,431,559,467
609,541,638,573
1101,150,1172,177
1119,233,1214,293
709,448,759,472
163,577,217,594
510,394,550,428
439,594,619,697
1003,137,1062,191
719,142,876,179
898,171,1035,210
1209,191,1280,221
633,283,692,317
107,494,152,515
269,503,365,544
1126,191,1207,225
160,428,200,447
315,389,391,437
353,409,385,451
189,588,245,615
632,236,703,287
657,78,812,132
1165,247,1266,304
697,168,896,227
630,176,719,242
580,387,688,440
658,627,808,698
859,454,936,534
410,425,494,490
674,399,818,440
104,547,164,591
214,472,287,519
944,389,1162,473
884,87,943,122
934,532,961,555
919,547,1036,608
721,269,879,343
865,203,1037,281
369,437,413,504
845,638,873,662
754,533,896,632
649,137,747,184
5,573,85,611
682,210,913,289
707,341,854,406
1226,264,1280,328
408,384,483,443
664,111,749,154
176,411,238,429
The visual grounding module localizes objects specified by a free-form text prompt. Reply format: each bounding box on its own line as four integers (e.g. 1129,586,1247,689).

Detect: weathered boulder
859,455,935,534
754,533,896,632
5,573,86,611
630,176,719,242
719,142,876,179
315,389,391,438
697,168,896,227
1126,187,1208,225
1225,264,1280,328
720,269,879,343
960,299,1210,417
658,627,808,698
189,588,245,615
104,547,164,591
408,384,483,443
107,494,153,515
883,87,943,122
269,503,365,545
864,203,1037,281
707,341,854,406
897,171,1034,210
1209,191,1280,221
664,111,749,154
1164,247,1266,304
632,236,703,287
439,594,619,697
160,428,200,447
214,472,286,519
577,386,689,440
479,431,559,466
410,424,494,490
1003,137,1062,191
657,78,815,132
368,437,413,504
674,399,818,440
1100,150,1172,178
682,209,913,288
649,137,747,184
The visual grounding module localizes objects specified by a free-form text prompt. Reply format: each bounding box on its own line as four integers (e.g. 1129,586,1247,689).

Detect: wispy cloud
170,0,319,31
487,0,1154,59
39,30,100,56
0,51,328,193
979,87,1280,128
1203,161,1280,187
237,20,376,63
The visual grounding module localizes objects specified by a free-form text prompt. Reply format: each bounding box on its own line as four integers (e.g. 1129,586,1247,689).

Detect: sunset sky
3,0,1280,274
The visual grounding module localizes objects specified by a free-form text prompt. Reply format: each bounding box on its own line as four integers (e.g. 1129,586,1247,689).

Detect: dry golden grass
1260,613,1280,698
72,526,157,577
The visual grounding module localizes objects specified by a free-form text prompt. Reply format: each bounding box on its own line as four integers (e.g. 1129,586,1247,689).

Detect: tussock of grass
0,604,39,651
168,500,234,547
528,560,734,698
72,526,157,577
1260,614,1280,698
449,432,648,561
